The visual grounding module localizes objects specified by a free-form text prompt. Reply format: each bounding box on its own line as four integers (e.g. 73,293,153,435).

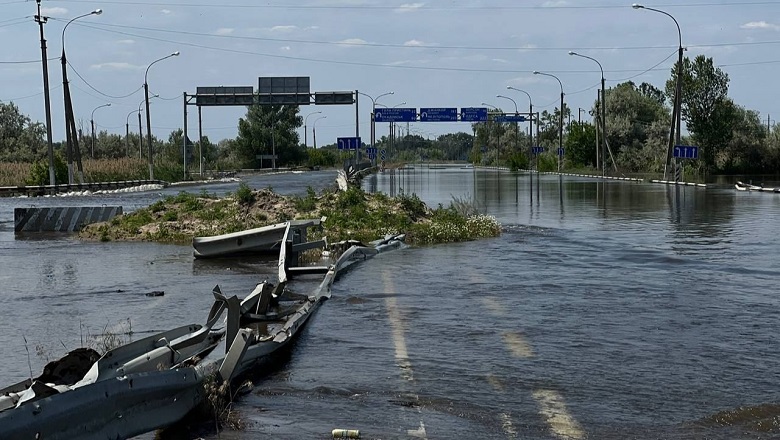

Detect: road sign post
374,108,417,123
337,137,362,151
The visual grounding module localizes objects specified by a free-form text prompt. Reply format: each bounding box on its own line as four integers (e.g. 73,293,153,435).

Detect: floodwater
1,167,779,439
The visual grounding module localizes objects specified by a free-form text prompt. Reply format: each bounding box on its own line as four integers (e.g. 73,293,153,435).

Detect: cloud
541,1,568,6
90,62,142,71
740,21,780,31
492,58,508,63
41,7,68,16
280,46,291,51
396,3,424,13
160,9,172,14
506,76,542,87
270,25,298,33
116,39,135,45
403,39,425,47
214,28,234,35
337,38,368,46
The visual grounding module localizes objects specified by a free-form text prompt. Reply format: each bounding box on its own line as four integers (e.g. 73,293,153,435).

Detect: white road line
501,413,518,439
486,374,505,392
502,331,535,358
480,296,508,317
382,271,428,440
532,389,585,440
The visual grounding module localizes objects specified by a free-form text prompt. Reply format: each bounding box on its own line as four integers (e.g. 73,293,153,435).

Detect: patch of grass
235,182,254,205
292,186,318,212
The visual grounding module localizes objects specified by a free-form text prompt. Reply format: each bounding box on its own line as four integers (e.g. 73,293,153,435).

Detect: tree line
1,54,779,182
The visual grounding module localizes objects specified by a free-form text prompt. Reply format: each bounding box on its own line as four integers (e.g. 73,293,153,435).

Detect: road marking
486,374,505,392
532,389,584,440
480,296,508,317
503,331,535,358
384,294,414,382
382,271,428,440
501,413,518,439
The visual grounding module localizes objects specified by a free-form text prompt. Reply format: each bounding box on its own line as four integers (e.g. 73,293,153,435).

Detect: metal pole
559,90,564,172
183,92,187,180
313,125,317,149
91,118,95,159
198,105,204,175
137,110,143,160
355,90,359,164
35,0,56,185
61,48,73,184
144,81,153,180
125,121,129,157
601,76,607,177
272,118,276,170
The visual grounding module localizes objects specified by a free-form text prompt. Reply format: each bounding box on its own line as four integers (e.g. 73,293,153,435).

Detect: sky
1,0,779,149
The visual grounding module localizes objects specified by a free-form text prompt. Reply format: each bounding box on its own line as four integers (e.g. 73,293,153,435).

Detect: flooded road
1,168,779,439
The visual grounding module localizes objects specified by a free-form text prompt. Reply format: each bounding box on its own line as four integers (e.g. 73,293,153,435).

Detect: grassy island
80,183,501,245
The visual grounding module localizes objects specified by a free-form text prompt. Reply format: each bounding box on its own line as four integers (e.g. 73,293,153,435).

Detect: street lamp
533,71,565,172
497,94,520,154
633,3,683,180
357,91,394,161
312,116,327,149
507,86,535,155
144,51,180,180
569,51,607,175
377,102,406,162
34,0,56,185
90,103,111,159
61,7,102,184
304,111,322,148
137,94,157,159
125,109,137,157
482,102,501,166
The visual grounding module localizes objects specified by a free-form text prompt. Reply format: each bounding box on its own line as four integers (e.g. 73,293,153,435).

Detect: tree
666,55,730,171
565,121,596,168
602,81,670,172
235,104,303,168
0,101,47,162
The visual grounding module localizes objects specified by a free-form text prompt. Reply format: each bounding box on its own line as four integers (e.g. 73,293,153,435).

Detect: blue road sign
461,107,488,122
368,153,376,160
374,108,417,122
337,137,361,150
366,147,378,155
532,146,545,155
494,114,526,123
557,148,565,156
420,107,458,122
673,145,699,159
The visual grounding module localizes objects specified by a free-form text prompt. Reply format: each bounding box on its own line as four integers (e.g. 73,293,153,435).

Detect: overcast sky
1,0,779,148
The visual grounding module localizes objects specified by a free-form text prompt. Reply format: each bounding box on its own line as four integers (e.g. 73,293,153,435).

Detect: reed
0,162,32,186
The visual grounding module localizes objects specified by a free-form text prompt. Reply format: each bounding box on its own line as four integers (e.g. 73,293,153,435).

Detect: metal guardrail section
0,180,168,198
14,206,123,232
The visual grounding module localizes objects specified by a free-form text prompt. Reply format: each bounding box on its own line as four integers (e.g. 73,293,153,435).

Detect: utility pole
35,0,56,186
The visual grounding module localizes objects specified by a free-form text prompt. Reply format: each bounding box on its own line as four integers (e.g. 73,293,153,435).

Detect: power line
2,83,63,102
39,1,780,10
66,60,144,99
62,19,780,52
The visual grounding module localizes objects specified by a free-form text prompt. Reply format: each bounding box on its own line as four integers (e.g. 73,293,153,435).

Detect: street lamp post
533,71,565,172
144,51,180,180
569,51,607,176
61,8,102,184
497,94,519,155
125,109,137,157
34,0,56,185
482,102,501,167
312,116,327,149
357,91,394,163
376,102,406,163
90,103,111,159
507,86,534,162
633,3,683,181
304,111,322,148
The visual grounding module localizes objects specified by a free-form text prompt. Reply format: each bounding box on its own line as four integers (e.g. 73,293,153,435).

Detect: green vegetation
81,185,501,246
7,51,776,181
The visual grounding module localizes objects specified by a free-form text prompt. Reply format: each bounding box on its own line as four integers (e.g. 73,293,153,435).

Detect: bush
235,182,254,205
26,153,68,185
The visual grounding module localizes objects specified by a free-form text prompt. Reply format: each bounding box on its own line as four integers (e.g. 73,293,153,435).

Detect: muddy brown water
1,168,779,439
